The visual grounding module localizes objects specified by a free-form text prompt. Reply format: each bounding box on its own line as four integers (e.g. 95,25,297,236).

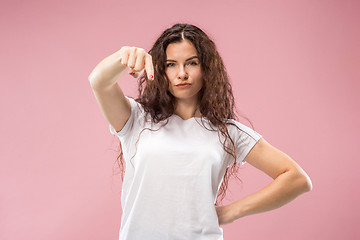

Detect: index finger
145,54,154,80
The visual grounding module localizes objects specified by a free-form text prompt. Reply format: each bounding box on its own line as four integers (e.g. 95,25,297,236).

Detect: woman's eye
166,62,198,67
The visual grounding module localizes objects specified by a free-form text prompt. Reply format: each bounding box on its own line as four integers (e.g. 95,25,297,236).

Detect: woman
88,23,312,240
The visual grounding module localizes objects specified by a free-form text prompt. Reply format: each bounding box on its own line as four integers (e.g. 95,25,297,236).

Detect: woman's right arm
88,46,154,133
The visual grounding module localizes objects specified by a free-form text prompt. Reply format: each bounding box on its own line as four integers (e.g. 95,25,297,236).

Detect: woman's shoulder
226,118,261,137
125,96,145,111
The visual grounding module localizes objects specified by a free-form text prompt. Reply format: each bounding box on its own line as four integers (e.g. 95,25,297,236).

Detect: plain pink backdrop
1,0,359,239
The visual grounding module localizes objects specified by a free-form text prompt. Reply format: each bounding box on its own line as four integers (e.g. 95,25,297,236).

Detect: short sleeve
109,96,143,138
229,120,262,165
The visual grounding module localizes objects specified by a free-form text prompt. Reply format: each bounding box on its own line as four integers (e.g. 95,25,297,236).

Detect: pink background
1,0,359,239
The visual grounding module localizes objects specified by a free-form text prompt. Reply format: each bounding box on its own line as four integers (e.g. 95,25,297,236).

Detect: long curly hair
113,23,255,206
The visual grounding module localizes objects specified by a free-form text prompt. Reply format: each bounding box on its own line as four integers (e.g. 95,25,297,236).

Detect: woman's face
165,40,203,104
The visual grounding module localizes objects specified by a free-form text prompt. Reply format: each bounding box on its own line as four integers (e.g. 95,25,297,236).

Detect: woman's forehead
166,40,198,59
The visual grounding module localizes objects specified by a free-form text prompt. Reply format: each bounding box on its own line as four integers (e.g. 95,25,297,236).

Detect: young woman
88,23,312,240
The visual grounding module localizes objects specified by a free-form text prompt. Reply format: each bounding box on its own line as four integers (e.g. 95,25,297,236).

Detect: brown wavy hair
113,23,255,206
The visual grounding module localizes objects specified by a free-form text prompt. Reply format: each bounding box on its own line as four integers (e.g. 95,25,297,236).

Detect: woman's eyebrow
166,56,199,62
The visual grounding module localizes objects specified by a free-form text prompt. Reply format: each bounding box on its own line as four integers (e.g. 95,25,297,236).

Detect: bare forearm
232,170,312,220
88,50,127,90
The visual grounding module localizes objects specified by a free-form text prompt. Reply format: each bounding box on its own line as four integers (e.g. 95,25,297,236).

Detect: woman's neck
173,99,201,120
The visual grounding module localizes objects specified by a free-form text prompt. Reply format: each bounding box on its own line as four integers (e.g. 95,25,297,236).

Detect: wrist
232,200,249,220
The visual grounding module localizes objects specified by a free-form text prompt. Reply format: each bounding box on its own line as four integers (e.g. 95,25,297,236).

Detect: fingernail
149,75,153,80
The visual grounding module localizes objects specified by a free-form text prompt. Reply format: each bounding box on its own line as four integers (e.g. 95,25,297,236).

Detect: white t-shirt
109,96,262,240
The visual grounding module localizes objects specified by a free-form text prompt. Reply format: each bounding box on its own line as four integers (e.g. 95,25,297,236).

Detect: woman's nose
178,65,188,79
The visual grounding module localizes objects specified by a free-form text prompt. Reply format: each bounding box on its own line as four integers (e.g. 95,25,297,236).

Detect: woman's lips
176,83,191,88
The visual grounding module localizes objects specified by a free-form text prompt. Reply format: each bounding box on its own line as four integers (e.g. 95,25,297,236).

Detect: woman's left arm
216,137,312,225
